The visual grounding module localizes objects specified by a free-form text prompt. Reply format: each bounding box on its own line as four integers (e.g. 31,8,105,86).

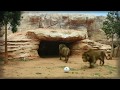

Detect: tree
0,11,22,64
114,11,120,38
114,11,120,57
102,11,120,57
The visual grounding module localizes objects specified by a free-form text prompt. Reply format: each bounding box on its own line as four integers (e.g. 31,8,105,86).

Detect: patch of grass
58,66,86,72
102,65,117,76
33,67,41,68
108,71,113,74
104,65,117,72
70,68,77,71
80,66,88,70
71,71,79,74
93,73,101,77
70,67,83,71
45,77,48,79
36,72,42,74
58,66,66,68
94,73,100,76
18,58,31,61
46,67,51,69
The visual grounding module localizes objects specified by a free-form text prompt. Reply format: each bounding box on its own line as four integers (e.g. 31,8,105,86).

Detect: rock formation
0,12,113,60
0,28,87,59
70,39,111,55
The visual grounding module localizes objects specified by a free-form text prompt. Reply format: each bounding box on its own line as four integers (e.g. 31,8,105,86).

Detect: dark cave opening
37,40,73,58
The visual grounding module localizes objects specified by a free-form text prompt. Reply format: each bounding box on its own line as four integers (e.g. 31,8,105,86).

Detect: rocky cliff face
0,12,113,60
0,12,107,42
17,12,107,42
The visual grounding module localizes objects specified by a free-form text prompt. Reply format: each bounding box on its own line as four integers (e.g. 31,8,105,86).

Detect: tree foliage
102,11,120,57
0,11,21,32
102,11,120,38
102,11,117,38
114,11,120,38
0,11,21,64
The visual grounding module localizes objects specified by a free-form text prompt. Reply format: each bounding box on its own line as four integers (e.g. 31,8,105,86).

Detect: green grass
108,71,113,74
18,58,31,61
58,66,66,68
70,68,77,71
58,66,85,71
103,65,117,75
71,71,79,74
104,65,117,72
46,67,51,69
94,73,101,77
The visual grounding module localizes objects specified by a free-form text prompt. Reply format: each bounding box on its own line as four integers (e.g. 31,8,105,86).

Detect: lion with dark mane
82,49,109,68
59,44,70,63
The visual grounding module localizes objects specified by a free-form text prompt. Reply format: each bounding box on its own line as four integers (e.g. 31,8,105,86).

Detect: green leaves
0,11,21,33
0,11,22,63
102,11,120,38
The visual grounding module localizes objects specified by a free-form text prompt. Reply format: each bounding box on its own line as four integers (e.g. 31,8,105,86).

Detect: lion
59,44,70,63
82,49,109,68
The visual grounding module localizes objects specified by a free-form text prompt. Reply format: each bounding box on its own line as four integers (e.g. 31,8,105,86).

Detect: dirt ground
0,55,119,79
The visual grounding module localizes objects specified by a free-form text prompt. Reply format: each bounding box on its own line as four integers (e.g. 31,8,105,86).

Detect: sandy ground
0,55,119,79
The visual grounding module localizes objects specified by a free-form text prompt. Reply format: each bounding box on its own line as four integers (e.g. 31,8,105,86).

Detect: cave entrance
37,40,73,58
